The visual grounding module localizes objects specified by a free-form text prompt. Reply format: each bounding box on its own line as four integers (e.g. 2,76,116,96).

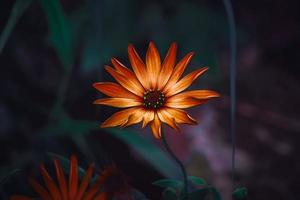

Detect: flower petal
82,176,103,200
163,108,197,125
76,163,95,200
142,110,155,128
93,82,140,100
94,192,107,200
69,155,78,200
146,42,161,89
163,52,194,93
165,98,209,109
157,42,177,90
101,108,137,128
9,195,34,200
128,44,150,90
54,159,68,200
121,107,145,127
28,178,52,200
105,66,144,96
39,164,62,200
157,109,179,131
111,58,145,90
165,67,209,97
150,113,161,139
167,90,220,102
93,98,142,108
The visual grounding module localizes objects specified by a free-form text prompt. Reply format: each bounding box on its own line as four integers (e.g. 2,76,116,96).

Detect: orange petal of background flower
93,98,141,108
101,108,137,128
94,192,107,200
163,108,197,125
76,163,95,200
69,155,78,200
128,44,150,90
142,110,155,128
157,109,179,131
54,160,68,200
150,114,162,139
121,107,145,127
157,42,177,90
83,177,103,200
9,195,34,200
39,164,62,200
163,52,194,93
146,42,161,89
93,82,140,100
165,67,209,97
105,66,144,96
28,178,52,200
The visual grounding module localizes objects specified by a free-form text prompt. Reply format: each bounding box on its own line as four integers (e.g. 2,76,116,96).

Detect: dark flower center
143,90,165,109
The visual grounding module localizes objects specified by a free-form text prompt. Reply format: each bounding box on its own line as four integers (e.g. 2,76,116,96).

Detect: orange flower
10,155,107,200
94,42,220,139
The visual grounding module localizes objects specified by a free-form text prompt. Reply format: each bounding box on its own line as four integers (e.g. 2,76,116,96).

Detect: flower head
10,155,106,200
94,42,220,138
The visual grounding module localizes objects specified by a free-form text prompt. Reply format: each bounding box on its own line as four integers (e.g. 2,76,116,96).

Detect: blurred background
0,0,299,199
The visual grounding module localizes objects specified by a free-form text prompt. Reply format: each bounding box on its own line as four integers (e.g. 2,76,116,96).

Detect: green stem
161,131,188,200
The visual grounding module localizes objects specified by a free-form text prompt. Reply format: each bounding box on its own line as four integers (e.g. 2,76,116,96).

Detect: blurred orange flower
94,42,219,138
10,155,106,200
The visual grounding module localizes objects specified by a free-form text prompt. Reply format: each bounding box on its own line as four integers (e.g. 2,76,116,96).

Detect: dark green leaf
188,188,210,200
162,187,178,200
232,187,247,199
0,169,21,186
188,176,206,186
0,0,32,54
39,0,73,69
108,128,178,178
211,187,222,200
153,179,183,190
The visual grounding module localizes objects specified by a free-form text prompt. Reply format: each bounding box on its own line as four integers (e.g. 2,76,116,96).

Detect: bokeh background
0,0,299,199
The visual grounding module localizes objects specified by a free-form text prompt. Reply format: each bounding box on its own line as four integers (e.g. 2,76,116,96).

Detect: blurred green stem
161,131,188,200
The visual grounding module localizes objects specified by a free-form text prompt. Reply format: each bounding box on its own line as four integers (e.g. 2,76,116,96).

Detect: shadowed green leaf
232,187,247,199
0,169,21,186
212,187,222,200
0,0,32,54
153,179,183,189
188,176,206,186
162,187,178,200
108,128,178,178
39,0,73,69
188,188,210,200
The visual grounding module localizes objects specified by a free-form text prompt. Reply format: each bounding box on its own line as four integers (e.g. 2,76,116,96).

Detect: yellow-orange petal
105,66,144,96
101,108,137,128
93,98,141,108
93,82,140,100
142,110,155,128
9,195,33,200
54,160,68,200
121,107,145,127
76,163,95,200
28,178,52,200
165,98,208,109
157,42,177,90
39,164,62,200
111,58,145,91
157,109,179,131
165,67,209,97
164,108,197,125
128,44,150,90
163,52,194,93
167,90,220,102
82,177,103,200
69,155,78,200
150,113,161,139
146,42,161,89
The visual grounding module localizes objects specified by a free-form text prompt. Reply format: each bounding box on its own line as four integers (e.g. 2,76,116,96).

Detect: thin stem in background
222,0,237,189
161,131,188,200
